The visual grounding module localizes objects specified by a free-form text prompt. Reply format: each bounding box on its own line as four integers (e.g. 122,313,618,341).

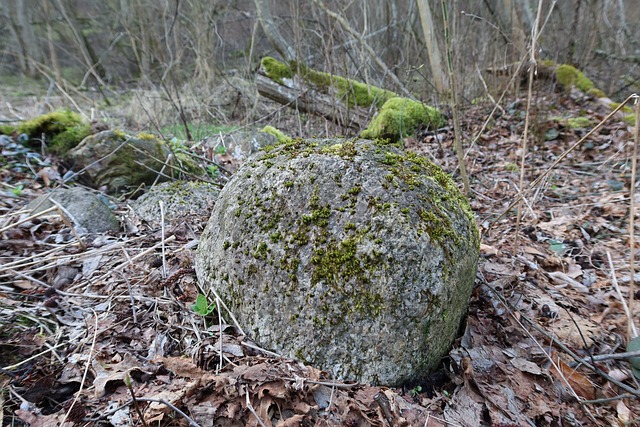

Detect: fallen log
256,57,396,130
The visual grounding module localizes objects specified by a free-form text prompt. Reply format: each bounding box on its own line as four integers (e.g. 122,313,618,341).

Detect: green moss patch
15,110,91,154
260,56,294,84
261,125,292,143
260,56,397,109
555,64,596,93
0,124,15,135
566,117,592,129
361,97,445,142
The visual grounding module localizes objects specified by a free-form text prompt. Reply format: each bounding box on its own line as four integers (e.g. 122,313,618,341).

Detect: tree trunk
254,0,295,62
503,0,527,62
43,0,62,86
53,0,107,85
3,0,41,77
416,0,448,94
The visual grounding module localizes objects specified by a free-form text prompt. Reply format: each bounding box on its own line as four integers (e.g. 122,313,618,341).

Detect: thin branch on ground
629,99,640,339
60,309,98,426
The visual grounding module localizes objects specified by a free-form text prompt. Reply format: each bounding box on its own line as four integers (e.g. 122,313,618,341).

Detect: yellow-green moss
609,102,636,126
555,64,595,93
362,97,445,142
319,140,357,158
16,110,91,154
309,231,385,319
587,88,606,98
0,125,14,135
609,102,634,114
260,56,294,84
261,125,292,143
260,56,397,108
566,117,592,129
137,132,157,140
623,115,636,126
305,70,397,108
113,129,127,139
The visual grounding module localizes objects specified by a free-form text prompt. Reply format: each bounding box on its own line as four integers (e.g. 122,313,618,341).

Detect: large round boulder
195,138,479,385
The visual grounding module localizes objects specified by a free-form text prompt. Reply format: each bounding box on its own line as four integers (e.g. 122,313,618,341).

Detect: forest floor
0,81,639,426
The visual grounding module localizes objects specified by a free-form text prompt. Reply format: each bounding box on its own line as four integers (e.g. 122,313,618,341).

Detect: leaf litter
1,89,640,426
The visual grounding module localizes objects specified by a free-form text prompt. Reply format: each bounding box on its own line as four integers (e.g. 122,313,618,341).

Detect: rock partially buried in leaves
195,138,479,385
66,130,202,193
132,181,220,228
28,187,119,233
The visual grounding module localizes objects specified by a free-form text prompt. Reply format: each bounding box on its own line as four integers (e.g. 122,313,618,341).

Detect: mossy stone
132,180,220,228
28,187,119,233
195,138,479,386
555,64,596,93
67,130,196,193
16,110,91,154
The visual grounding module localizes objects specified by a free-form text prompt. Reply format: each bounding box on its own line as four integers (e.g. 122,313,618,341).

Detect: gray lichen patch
132,180,220,228
195,138,479,386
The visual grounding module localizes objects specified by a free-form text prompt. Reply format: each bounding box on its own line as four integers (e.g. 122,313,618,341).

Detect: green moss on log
361,98,445,142
555,64,595,93
260,56,397,108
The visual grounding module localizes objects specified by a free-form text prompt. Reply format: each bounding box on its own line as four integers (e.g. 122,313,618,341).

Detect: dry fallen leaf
549,354,595,400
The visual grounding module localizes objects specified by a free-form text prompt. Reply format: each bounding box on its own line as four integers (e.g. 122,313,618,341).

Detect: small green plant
409,385,422,397
192,293,216,316
10,184,24,197
169,137,189,153
207,164,220,180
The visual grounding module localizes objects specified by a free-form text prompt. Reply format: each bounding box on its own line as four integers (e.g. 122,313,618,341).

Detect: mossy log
256,57,397,130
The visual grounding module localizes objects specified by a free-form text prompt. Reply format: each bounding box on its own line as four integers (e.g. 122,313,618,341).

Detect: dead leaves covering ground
1,90,640,426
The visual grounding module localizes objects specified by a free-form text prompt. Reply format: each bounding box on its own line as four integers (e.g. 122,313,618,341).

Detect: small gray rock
195,138,479,386
132,181,220,228
28,187,119,233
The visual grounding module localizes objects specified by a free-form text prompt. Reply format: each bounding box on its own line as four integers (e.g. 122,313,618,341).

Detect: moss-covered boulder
66,130,186,193
361,97,445,142
7,110,91,154
195,138,479,386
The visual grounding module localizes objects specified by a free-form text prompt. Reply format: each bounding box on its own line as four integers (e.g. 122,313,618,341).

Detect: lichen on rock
66,130,202,193
132,180,220,228
195,138,479,386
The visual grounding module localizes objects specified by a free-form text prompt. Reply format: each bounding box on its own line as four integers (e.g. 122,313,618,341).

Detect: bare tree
416,0,448,94
254,0,295,62
1,0,42,77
